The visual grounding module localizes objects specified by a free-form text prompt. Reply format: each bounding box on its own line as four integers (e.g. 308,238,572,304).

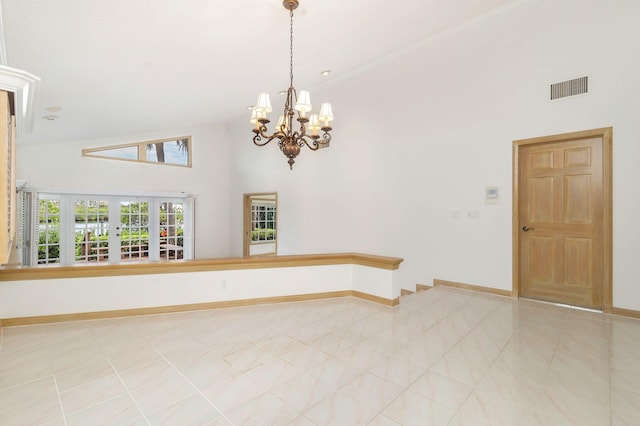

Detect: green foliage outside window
37,200,185,263
251,228,276,241
37,229,60,263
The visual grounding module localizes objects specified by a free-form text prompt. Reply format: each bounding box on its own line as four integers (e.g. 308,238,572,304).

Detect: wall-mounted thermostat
485,186,500,204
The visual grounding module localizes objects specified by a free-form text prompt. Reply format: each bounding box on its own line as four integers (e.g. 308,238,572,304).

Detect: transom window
82,136,191,167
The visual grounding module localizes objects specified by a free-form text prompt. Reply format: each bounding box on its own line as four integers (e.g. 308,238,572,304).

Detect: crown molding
0,65,40,136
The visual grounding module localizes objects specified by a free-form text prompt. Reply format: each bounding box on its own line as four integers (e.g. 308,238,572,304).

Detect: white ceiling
2,0,531,145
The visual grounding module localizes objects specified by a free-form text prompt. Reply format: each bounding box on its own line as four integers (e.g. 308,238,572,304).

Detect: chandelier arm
320,130,332,145
291,131,308,148
299,135,321,151
252,128,281,147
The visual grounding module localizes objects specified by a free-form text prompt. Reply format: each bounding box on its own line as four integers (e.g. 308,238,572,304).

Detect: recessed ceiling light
279,90,287,95
42,115,59,121
320,70,331,76
246,105,254,110
45,106,62,112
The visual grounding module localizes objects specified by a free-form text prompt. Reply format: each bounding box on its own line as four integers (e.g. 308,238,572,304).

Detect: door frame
512,127,613,311
243,192,278,257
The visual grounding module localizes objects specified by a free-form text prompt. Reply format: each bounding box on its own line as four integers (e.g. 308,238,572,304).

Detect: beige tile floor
1,286,639,425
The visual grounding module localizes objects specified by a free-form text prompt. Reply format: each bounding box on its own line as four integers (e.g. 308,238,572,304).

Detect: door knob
522,226,534,232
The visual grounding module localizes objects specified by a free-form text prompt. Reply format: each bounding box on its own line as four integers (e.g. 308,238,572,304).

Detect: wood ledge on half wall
0,252,403,281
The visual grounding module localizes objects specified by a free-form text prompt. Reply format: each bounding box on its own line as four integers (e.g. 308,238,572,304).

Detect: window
159,202,184,260
120,201,150,261
145,141,190,166
82,136,191,167
37,198,61,264
251,203,276,242
74,199,109,263
243,193,277,257
25,192,193,266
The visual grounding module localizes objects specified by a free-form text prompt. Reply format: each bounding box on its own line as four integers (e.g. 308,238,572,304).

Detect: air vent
551,76,588,100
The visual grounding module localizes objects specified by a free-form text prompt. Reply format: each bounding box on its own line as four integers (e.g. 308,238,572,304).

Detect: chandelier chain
289,7,294,89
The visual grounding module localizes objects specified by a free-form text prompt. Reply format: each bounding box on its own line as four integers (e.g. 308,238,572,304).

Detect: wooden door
514,129,612,309
0,90,16,265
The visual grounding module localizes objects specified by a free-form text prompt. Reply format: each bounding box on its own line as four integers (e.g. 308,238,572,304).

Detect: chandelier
251,0,334,170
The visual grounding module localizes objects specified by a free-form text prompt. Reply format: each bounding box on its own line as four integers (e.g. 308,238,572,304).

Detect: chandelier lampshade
254,93,273,114
318,103,334,126
251,0,334,170
294,90,312,117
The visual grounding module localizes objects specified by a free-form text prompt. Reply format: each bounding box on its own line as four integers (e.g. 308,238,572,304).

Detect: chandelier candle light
251,0,334,170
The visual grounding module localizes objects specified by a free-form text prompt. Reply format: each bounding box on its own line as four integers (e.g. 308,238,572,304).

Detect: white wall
16,123,231,259
227,0,640,310
12,0,640,312
0,263,401,318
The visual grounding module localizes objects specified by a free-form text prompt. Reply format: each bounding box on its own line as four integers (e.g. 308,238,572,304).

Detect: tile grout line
530,304,579,422
107,359,152,425
347,295,479,422
44,325,69,425
48,327,145,418
156,347,237,425
438,300,504,423
52,374,69,426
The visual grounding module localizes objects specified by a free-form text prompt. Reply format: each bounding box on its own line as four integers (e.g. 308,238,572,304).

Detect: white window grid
120,201,150,261
159,201,184,260
74,199,109,263
37,198,61,264
251,203,276,242
24,193,193,266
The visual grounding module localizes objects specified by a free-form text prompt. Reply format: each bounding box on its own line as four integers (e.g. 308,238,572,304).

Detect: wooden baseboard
0,290,397,327
401,283,432,296
433,279,512,297
607,306,640,320
434,279,640,320
352,291,399,307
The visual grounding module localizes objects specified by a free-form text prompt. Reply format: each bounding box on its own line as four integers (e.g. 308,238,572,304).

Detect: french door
33,194,192,265
70,196,156,264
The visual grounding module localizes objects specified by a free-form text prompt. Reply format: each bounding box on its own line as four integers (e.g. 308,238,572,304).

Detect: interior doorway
512,128,612,310
243,192,278,257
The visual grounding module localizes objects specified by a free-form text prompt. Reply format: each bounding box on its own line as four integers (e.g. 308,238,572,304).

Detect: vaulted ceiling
2,0,532,145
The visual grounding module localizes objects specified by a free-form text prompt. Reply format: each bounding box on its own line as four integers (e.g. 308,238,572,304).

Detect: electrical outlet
222,280,228,289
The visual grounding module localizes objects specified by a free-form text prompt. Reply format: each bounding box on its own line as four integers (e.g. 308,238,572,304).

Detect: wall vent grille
551,76,588,100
